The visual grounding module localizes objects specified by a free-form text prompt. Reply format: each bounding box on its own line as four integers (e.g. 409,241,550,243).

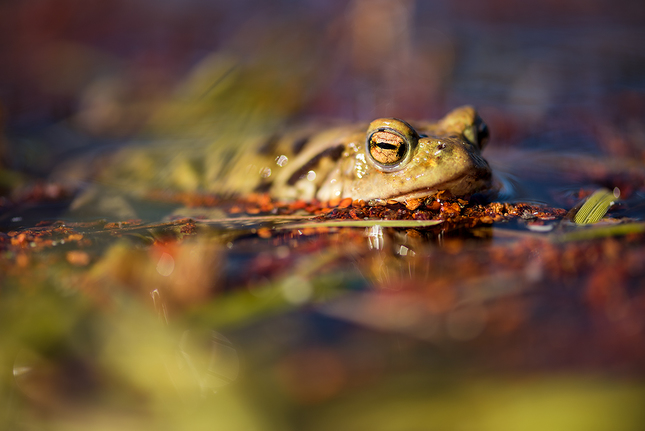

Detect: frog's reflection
326,225,496,341
360,225,494,287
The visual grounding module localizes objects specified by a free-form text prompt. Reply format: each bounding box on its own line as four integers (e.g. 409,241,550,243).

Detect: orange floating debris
338,197,353,208
404,198,423,211
328,197,341,207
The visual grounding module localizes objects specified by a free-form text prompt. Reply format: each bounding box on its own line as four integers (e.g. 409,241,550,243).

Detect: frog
56,105,491,217
236,105,492,204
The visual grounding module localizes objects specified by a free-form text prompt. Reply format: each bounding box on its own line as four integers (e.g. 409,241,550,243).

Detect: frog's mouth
388,172,490,202
390,188,450,203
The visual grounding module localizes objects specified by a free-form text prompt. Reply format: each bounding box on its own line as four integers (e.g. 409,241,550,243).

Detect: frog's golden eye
366,118,418,172
369,131,406,164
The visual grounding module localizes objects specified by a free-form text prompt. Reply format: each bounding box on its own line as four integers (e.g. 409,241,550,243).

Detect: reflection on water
366,224,384,251
2,208,645,428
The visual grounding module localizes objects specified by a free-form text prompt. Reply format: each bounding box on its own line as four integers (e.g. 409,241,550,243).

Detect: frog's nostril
433,142,447,156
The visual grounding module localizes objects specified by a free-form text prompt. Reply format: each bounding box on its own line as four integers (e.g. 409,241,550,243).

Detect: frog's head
353,106,491,201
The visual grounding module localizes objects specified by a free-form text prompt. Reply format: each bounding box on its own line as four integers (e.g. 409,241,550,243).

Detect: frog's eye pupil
376,142,398,151
368,130,407,166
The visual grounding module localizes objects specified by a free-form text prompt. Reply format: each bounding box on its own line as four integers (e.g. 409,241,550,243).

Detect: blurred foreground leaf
555,222,645,242
307,375,645,431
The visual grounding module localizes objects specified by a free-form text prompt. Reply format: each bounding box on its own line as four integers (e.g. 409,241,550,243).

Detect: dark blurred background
1,0,644,179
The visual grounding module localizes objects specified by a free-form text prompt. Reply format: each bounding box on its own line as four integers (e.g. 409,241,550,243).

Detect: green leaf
574,188,619,225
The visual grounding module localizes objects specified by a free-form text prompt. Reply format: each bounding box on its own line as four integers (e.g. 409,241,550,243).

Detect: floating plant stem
281,219,443,229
